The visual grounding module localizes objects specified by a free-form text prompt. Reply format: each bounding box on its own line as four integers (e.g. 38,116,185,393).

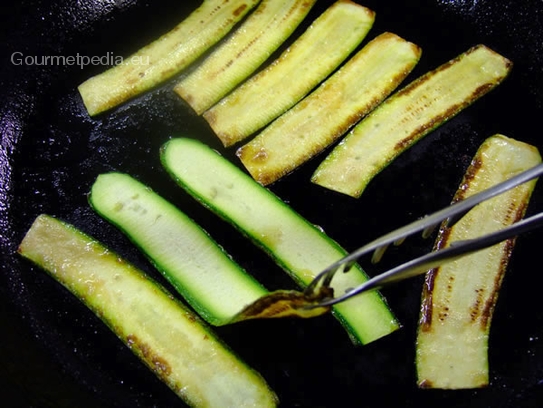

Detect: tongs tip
303,163,543,309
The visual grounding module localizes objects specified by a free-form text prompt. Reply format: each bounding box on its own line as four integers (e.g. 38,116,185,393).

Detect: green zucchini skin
89,172,268,326
161,137,400,345
18,214,278,407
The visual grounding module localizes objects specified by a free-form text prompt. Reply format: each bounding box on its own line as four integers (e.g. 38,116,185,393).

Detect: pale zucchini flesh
237,31,422,186
203,0,376,147
18,214,278,407
174,0,317,115
161,137,399,345
312,44,513,198
416,134,541,389
89,172,268,326
78,0,260,116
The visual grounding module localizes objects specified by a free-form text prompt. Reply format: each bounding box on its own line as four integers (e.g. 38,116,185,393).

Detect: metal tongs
304,163,543,308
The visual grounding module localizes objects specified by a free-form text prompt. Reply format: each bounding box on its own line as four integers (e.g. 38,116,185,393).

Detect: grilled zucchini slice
416,135,541,389
78,0,259,116
203,0,376,146
237,31,421,186
18,214,278,407
175,0,316,115
312,45,512,198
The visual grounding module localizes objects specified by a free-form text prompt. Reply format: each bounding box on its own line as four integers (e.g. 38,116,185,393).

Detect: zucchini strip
312,44,512,198
78,0,260,116
416,134,541,389
161,138,400,346
89,172,269,326
18,215,278,407
237,32,421,186
203,1,376,147
174,0,317,115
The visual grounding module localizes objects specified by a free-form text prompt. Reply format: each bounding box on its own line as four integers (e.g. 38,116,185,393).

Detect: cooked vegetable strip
161,138,399,345
204,1,376,146
230,288,334,321
312,45,512,198
89,172,268,326
416,135,541,389
175,0,316,115
78,0,260,116
237,32,421,185
18,215,278,407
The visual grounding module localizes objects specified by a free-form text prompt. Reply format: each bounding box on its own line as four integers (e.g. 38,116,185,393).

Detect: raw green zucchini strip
416,135,541,389
204,0,376,147
78,0,260,116
161,137,400,346
237,32,421,186
312,44,512,198
174,0,317,115
89,172,269,326
18,214,278,407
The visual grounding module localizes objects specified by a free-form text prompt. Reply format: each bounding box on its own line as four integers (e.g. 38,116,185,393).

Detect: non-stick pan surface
2,1,543,407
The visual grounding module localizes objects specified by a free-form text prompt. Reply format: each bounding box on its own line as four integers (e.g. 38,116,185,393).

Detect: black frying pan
2,1,543,407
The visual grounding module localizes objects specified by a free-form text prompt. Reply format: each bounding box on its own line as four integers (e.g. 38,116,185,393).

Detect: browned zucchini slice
416,135,541,389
